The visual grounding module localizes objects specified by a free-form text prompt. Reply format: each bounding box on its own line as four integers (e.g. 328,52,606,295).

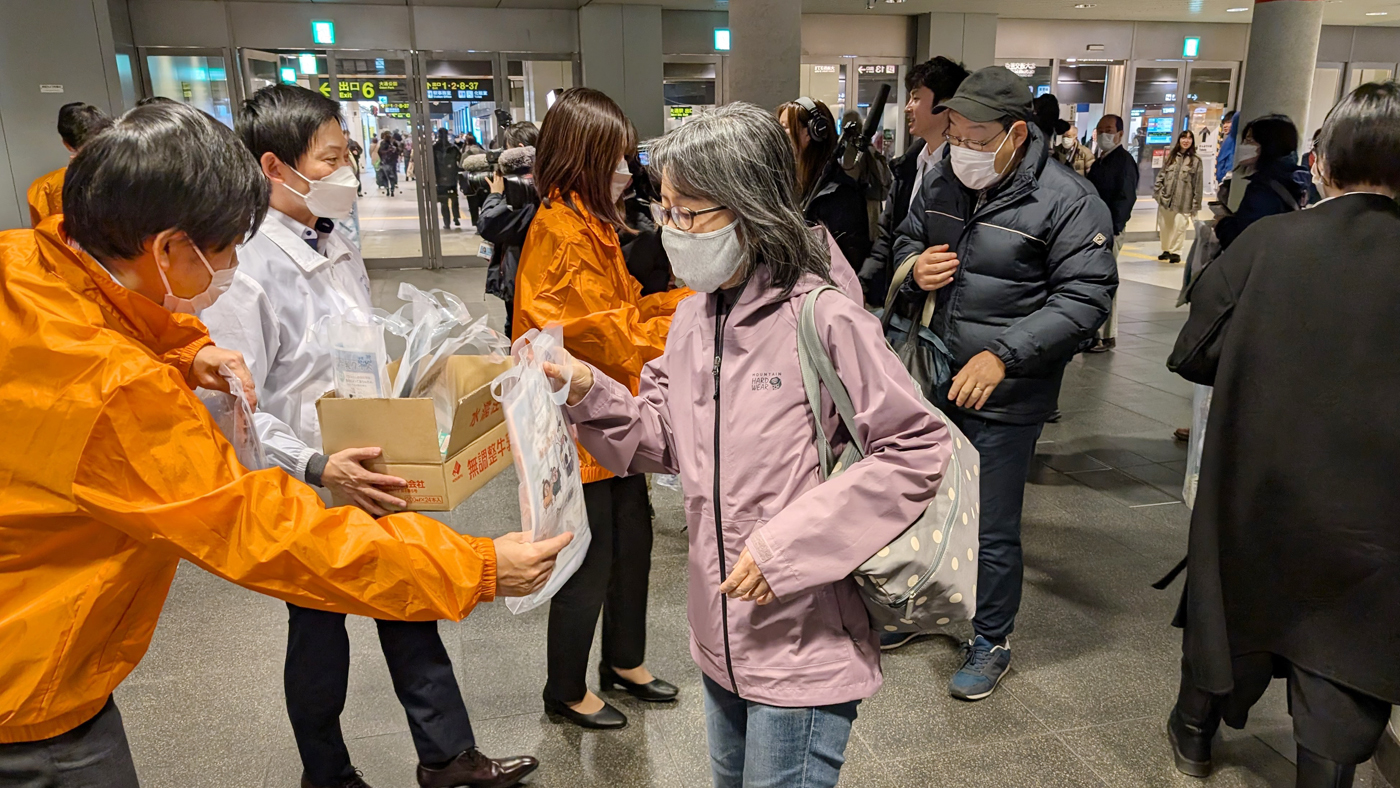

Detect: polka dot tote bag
798,286,980,633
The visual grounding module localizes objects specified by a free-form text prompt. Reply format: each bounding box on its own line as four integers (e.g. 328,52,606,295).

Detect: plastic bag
197,364,268,471
654,474,682,491
1182,384,1212,508
308,307,393,399
491,327,590,614
389,283,508,450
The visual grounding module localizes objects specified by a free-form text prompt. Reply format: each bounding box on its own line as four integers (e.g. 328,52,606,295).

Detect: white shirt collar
1309,190,1393,208
261,208,331,274
917,140,945,171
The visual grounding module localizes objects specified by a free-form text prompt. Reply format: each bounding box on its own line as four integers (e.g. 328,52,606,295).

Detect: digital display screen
1146,133,1174,145
1147,117,1174,134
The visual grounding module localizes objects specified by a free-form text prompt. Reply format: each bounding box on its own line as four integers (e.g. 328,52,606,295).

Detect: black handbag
877,254,954,398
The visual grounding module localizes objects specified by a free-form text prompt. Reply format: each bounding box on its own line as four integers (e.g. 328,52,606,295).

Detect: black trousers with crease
544,474,653,704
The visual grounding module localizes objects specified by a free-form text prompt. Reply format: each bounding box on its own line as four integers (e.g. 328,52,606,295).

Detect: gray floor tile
1122,462,1187,498
1066,469,1179,507
873,732,1109,788
1039,451,1113,473
1058,715,1296,788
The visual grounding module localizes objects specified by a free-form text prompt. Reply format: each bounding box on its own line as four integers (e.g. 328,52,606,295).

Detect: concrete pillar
1237,0,1324,129
579,4,665,139
915,13,998,71
728,0,800,111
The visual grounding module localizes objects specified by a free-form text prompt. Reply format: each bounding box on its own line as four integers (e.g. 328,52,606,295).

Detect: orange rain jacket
0,217,499,744
513,193,690,483
27,166,66,227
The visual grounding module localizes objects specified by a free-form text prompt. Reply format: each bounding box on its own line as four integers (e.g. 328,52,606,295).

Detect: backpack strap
797,286,867,480
882,254,937,330
1266,177,1302,212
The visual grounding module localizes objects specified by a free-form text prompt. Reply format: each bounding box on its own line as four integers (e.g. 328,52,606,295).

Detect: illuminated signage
669,106,694,119
1002,61,1038,78
812,65,838,74
318,78,405,100
714,28,730,51
857,64,897,76
311,20,335,45
281,67,298,84
299,53,317,75
1183,37,1201,58
382,101,412,119
425,78,493,101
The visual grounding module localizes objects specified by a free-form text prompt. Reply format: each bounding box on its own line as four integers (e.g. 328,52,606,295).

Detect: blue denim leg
948,412,1043,644
701,675,858,788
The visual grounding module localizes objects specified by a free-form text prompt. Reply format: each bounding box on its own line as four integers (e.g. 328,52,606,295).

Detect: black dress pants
1176,652,1392,765
0,697,139,788
439,192,460,227
284,604,475,787
544,474,653,705
466,191,486,227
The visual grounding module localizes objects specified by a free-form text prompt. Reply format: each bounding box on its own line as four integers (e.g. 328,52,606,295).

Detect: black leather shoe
1158,252,1172,261
1168,707,1215,778
302,771,374,788
599,664,679,702
543,691,628,730
1170,253,1182,264
1297,747,1357,788
417,747,538,788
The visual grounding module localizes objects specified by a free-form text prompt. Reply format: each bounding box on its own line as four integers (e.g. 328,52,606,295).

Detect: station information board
425,79,494,102
319,78,407,102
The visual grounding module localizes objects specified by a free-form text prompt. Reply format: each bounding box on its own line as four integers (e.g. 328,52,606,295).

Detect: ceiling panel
796,0,1400,26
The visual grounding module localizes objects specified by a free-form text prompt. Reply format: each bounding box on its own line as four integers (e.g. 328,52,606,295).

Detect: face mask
157,242,235,315
661,220,744,293
1235,142,1260,165
1061,136,1076,150
949,130,1012,191
1097,133,1119,154
1311,158,1330,197
610,160,632,203
283,165,359,219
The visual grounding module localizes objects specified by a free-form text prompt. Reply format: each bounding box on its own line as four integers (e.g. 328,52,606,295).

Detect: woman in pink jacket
546,103,952,787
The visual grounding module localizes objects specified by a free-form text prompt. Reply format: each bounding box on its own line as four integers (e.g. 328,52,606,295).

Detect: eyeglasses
944,128,1010,152
650,201,729,232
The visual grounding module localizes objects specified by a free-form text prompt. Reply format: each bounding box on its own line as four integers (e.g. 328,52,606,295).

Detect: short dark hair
1243,114,1298,162
136,96,178,108
64,102,268,262
503,121,539,149
1318,81,1400,193
905,56,971,105
1032,94,1060,136
1053,118,1071,136
57,103,112,150
1100,114,1124,133
237,84,343,169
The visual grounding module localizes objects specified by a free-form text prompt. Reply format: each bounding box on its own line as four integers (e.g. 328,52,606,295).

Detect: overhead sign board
319,78,406,101
425,78,493,102
1002,61,1038,78
714,28,730,51
311,20,335,45
857,64,897,76
1183,36,1201,58
669,106,694,119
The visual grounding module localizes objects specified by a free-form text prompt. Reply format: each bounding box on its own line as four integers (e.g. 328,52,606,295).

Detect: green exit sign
312,20,335,45
1183,36,1200,58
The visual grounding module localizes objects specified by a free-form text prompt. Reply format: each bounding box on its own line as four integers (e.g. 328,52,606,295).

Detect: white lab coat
201,208,373,481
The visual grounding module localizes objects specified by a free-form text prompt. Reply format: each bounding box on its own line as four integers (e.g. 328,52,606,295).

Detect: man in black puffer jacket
887,66,1117,701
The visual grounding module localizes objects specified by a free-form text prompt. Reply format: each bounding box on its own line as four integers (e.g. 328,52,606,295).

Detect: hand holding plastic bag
491,327,590,614
197,364,268,471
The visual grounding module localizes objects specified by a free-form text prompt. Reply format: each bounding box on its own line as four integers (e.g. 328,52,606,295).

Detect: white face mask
1097,133,1120,154
1061,136,1076,150
283,164,359,219
1311,157,1330,197
157,242,235,315
661,220,744,293
610,159,632,203
1235,142,1260,166
949,130,1012,191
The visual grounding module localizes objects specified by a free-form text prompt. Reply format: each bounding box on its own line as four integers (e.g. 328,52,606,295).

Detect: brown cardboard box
316,355,513,511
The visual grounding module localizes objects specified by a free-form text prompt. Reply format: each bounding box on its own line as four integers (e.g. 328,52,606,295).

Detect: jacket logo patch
751,373,783,391
1092,232,1108,246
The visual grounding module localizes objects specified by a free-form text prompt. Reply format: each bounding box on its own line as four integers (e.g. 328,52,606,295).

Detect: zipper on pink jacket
712,295,739,694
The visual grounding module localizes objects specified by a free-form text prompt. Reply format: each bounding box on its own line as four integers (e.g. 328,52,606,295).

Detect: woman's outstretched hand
720,548,775,605
542,351,595,407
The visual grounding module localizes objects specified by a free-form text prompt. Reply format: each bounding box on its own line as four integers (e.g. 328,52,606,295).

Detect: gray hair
649,102,831,295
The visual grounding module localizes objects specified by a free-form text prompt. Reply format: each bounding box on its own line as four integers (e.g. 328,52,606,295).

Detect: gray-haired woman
543,103,951,787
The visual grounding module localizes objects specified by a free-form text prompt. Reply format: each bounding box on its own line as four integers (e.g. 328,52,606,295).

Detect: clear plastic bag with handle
490,327,590,614
1182,384,1212,508
307,307,394,399
197,364,268,471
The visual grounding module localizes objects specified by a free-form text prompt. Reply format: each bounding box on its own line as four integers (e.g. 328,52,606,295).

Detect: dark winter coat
432,142,461,197
805,169,871,283
859,138,927,305
479,192,537,338
1085,145,1139,236
1214,154,1310,250
1167,193,1400,705
891,126,1118,425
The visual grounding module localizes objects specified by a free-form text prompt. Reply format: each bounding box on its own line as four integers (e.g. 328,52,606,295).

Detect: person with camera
886,67,1117,701
433,128,463,230
514,88,691,731
777,98,872,275
458,133,491,227
859,56,970,306
480,121,540,338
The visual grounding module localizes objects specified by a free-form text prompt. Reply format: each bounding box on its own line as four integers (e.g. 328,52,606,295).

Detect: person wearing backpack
887,67,1118,700
1214,114,1309,250
543,103,951,788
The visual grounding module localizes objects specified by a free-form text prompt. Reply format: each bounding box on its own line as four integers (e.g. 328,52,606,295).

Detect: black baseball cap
935,66,1033,123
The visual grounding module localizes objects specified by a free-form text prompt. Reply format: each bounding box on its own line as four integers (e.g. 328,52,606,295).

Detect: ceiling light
1365,10,1388,14
1226,6,1249,11
1074,3,1097,7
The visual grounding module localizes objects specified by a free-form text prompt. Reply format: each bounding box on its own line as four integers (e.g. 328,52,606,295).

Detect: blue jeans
946,411,1043,644
702,675,859,788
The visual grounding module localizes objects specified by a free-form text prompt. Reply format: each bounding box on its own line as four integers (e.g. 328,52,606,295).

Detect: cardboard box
317,355,514,511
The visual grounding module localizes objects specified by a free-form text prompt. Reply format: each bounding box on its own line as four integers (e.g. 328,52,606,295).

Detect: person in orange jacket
0,101,571,787
27,101,112,227
514,88,690,730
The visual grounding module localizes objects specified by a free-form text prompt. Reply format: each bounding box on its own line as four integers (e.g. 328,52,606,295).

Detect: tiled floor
114,268,1389,787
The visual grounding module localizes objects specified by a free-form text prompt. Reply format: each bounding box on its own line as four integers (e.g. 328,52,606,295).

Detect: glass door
799,58,849,119
663,56,723,133
506,55,579,126
854,60,907,156
141,47,236,127
1306,62,1346,146
1127,61,1187,196
1184,61,1238,198
1056,60,1120,148
1345,62,1396,92
421,53,502,265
